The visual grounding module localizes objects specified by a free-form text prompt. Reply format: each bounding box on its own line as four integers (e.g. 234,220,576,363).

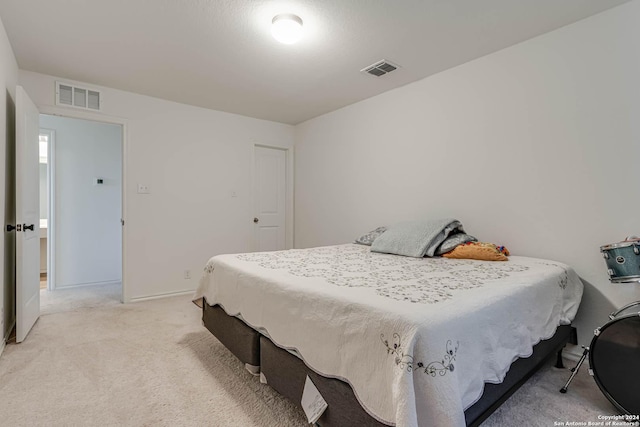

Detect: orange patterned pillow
442,242,510,261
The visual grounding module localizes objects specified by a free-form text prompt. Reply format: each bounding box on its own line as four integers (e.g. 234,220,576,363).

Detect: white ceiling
0,0,631,124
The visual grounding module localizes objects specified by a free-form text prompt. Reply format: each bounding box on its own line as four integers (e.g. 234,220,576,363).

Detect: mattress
194,244,583,427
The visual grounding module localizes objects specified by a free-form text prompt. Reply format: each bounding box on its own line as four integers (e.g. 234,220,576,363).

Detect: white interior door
15,86,40,343
253,146,286,252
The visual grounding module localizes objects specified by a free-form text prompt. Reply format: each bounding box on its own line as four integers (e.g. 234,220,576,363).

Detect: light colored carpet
40,283,122,315
0,285,618,426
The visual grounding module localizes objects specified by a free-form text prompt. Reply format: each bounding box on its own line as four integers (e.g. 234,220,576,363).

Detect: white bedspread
194,244,583,427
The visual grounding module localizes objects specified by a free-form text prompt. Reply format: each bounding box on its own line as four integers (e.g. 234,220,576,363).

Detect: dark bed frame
202,300,577,427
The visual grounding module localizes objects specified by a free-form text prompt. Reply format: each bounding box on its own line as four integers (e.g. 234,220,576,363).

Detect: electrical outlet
137,183,150,194
184,270,191,280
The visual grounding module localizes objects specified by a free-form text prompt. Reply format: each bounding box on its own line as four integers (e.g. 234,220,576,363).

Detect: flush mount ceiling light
271,14,303,44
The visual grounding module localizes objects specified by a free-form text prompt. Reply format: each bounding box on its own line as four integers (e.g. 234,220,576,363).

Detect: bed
194,243,583,427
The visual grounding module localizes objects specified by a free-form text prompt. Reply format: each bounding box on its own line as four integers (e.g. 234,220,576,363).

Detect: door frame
252,143,294,251
37,105,130,303
39,128,55,291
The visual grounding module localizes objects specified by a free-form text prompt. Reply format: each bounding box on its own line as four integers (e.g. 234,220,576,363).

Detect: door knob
253,217,259,223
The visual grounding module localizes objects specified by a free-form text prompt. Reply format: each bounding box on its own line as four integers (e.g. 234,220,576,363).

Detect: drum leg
560,346,589,393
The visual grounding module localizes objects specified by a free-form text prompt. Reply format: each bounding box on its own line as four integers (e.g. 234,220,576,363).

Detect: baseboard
129,289,194,303
55,280,121,290
562,343,584,363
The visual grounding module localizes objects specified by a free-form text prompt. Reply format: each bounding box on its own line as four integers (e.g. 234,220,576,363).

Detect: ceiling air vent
361,60,399,77
56,82,101,111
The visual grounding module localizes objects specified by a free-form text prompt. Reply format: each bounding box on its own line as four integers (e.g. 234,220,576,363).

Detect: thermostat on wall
94,177,104,185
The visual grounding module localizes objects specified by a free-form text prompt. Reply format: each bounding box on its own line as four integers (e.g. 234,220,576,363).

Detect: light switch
137,183,150,194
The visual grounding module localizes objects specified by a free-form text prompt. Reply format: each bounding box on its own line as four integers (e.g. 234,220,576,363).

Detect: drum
589,301,640,415
600,237,640,283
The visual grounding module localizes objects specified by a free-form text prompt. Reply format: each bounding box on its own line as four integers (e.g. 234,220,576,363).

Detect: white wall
19,70,294,300
40,115,122,288
0,15,19,350
294,1,640,347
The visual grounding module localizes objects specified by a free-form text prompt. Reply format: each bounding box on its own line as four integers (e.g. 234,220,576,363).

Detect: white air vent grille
361,60,399,77
56,82,101,111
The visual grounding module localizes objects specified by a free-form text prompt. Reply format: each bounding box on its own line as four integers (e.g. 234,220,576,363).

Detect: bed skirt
202,300,577,426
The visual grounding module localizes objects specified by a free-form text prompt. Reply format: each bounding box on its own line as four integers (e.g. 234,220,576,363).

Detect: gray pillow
354,227,387,246
435,233,477,256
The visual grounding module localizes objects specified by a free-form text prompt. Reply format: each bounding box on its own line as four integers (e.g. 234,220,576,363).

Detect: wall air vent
360,60,399,77
56,82,101,111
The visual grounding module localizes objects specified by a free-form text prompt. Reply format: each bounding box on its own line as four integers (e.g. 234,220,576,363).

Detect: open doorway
39,114,123,311
38,130,51,290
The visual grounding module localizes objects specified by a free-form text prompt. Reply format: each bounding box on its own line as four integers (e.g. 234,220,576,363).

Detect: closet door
253,146,287,252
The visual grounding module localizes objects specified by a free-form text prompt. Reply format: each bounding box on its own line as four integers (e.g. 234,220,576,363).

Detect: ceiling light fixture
271,14,303,44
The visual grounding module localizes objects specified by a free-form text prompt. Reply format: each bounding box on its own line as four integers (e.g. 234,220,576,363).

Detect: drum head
589,314,640,415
